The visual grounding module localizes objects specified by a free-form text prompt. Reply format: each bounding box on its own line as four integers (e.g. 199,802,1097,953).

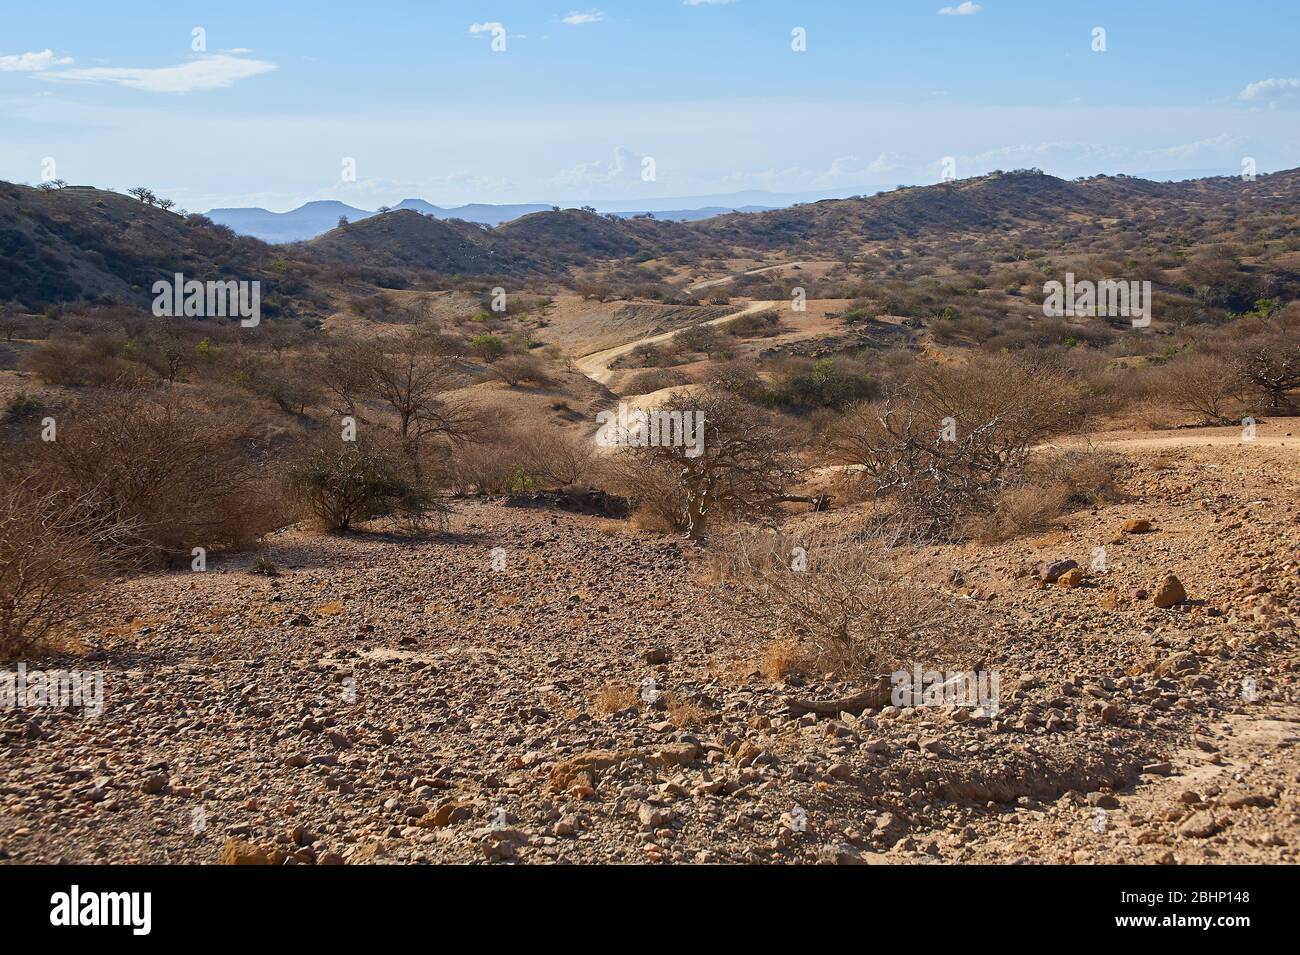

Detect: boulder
1153,574,1187,608
1039,559,1079,583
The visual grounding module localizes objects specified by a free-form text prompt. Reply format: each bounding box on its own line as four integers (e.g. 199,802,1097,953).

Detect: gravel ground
1,434,1296,865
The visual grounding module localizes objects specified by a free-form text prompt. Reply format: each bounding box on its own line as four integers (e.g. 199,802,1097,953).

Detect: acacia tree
1233,331,1300,411
824,354,1081,536
364,334,478,450
317,333,479,474
625,388,802,541
1159,353,1242,424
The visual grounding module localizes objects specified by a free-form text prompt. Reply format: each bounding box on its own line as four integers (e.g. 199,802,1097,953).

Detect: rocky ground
0,426,1296,865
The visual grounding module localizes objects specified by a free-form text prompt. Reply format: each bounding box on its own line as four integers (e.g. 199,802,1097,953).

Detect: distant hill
392,198,554,226
206,200,374,244
207,196,777,242
297,208,541,278
6,169,1298,311
209,198,553,242
610,205,773,222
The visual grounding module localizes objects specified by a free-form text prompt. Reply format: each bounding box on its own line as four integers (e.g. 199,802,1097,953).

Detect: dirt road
574,300,778,385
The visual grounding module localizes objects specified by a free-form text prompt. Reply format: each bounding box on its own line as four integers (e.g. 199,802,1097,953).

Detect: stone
1057,568,1085,589
420,800,475,828
817,843,871,865
1039,559,1079,583
648,743,697,769
1122,519,1153,534
637,803,673,828
218,838,268,865
1153,574,1187,608
548,750,624,792
1177,811,1220,838
1157,651,1200,678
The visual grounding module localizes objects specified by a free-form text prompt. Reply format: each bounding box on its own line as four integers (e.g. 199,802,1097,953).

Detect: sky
1,0,1297,212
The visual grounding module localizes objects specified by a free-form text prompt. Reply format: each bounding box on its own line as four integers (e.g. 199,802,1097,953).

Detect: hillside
5,169,1300,313
0,183,284,310
298,209,541,278
690,168,1300,252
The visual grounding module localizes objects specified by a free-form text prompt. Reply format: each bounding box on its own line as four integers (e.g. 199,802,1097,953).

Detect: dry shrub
1028,446,1125,507
624,368,691,395
664,693,709,728
606,455,686,532
711,522,970,676
519,428,599,487
965,447,1123,542
289,436,440,533
485,353,553,388
33,394,282,564
615,388,801,539
440,433,523,495
22,337,152,389
964,482,1071,543
824,353,1083,538
439,422,598,494
1153,353,1244,424
0,478,125,659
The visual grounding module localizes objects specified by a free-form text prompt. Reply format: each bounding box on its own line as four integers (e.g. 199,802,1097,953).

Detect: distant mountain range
205,195,779,242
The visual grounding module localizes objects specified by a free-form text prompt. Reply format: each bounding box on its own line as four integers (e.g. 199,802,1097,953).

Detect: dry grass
964,482,1072,543
965,447,1124,542
592,683,637,715
761,640,818,682
664,693,710,728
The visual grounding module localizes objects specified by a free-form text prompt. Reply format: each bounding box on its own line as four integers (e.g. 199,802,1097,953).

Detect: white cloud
36,54,275,93
552,145,648,188
1239,77,1299,101
469,21,505,34
938,3,982,15
562,10,604,25
683,1,737,6
0,49,72,72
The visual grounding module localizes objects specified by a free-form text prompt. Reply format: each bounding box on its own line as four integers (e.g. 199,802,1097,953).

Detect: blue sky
1,0,1297,211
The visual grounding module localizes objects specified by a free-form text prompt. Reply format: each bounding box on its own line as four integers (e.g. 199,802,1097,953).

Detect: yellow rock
1058,568,1085,588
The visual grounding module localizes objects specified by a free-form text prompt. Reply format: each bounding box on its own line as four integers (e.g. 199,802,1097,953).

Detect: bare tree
1158,353,1243,424
1233,331,1300,412
364,334,478,449
318,339,372,418
143,327,193,384
825,354,1080,536
623,388,802,540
